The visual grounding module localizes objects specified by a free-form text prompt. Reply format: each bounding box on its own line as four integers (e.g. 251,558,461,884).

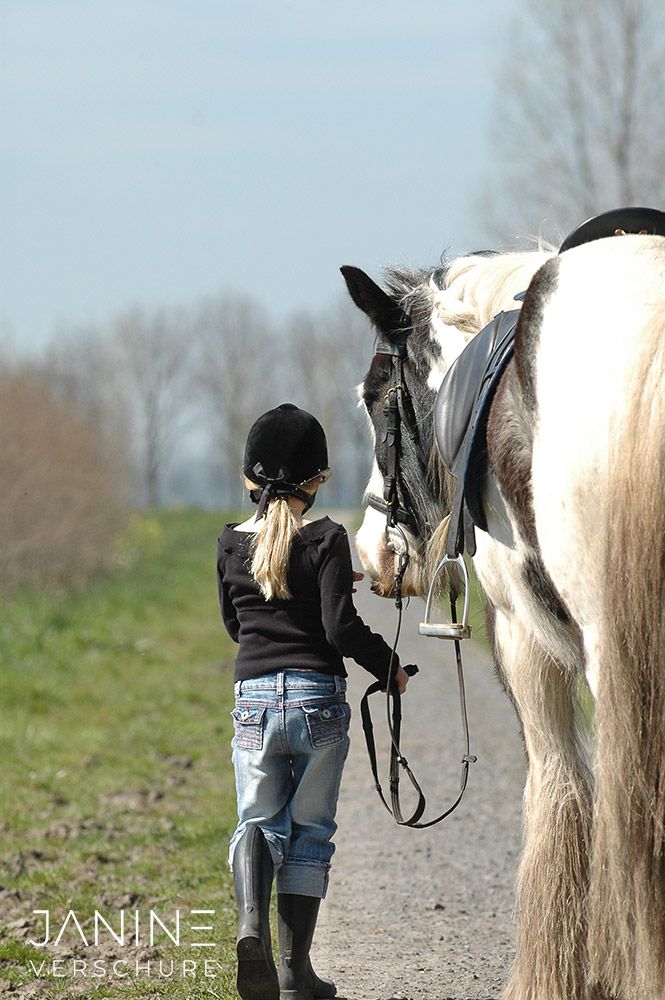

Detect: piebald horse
342,233,665,1000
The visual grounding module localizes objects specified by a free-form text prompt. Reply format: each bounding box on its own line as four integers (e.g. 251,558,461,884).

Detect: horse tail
588,310,665,998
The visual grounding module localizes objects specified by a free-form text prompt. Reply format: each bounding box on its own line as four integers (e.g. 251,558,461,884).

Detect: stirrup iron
419,555,472,640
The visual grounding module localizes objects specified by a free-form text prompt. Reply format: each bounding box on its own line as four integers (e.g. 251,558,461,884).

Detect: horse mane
432,249,555,334
383,250,556,346
383,265,449,341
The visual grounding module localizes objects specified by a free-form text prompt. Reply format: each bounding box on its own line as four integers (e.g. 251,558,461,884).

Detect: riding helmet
243,403,329,516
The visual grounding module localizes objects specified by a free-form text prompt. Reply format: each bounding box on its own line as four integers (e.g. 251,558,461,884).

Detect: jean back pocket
303,702,350,748
231,706,266,750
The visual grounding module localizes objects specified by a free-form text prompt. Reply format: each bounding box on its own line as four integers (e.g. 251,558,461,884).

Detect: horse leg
491,609,595,1000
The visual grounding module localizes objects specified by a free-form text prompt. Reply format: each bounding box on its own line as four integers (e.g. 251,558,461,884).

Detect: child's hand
352,570,364,593
394,665,410,694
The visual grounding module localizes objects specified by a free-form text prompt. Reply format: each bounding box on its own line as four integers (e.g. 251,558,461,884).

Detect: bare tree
193,292,371,509
114,306,195,507
481,0,665,243
283,298,372,507
39,324,130,456
193,293,280,507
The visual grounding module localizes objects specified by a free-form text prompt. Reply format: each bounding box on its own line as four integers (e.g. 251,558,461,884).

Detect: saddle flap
433,310,520,480
433,309,520,552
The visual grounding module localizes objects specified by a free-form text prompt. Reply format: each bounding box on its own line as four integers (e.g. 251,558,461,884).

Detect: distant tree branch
480,0,665,243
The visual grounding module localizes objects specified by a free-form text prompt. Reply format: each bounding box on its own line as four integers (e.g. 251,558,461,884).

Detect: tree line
0,292,375,585
482,0,665,242
5,0,664,588
41,292,374,510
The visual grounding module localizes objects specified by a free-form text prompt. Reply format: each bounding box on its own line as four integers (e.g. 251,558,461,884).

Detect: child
217,403,411,1000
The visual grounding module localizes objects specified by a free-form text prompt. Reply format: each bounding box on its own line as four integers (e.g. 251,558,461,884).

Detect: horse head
340,263,451,599
341,250,552,599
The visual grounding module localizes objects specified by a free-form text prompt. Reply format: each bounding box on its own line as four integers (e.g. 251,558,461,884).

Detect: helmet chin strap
250,484,316,520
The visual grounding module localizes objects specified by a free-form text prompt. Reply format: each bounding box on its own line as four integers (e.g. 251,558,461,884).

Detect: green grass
466,558,489,648
0,509,241,998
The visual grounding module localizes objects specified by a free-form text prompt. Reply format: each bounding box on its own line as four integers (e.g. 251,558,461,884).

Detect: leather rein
360,335,476,828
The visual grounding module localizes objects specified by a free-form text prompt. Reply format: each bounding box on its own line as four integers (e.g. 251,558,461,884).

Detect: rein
361,337,477,828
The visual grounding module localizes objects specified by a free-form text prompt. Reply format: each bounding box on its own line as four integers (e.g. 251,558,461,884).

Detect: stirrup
418,555,472,640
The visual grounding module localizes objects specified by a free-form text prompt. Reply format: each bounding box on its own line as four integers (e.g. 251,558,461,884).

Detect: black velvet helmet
243,403,329,517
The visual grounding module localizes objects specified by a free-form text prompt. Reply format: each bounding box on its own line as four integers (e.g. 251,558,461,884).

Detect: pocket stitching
231,705,266,750
303,702,349,748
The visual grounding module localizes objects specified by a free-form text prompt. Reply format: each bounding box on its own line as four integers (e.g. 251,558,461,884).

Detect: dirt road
312,532,526,1000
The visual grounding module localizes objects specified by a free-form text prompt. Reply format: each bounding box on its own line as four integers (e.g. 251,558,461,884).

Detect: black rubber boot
277,893,336,1000
233,826,280,1000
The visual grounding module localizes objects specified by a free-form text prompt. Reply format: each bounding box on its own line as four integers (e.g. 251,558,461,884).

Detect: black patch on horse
514,256,560,412
487,258,559,550
487,364,538,549
523,556,570,624
487,261,570,625
362,354,393,410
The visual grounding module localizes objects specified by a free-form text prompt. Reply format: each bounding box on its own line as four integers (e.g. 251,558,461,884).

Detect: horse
341,229,665,1000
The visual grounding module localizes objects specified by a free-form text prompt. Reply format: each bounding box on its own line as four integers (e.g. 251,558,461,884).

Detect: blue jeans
229,670,350,898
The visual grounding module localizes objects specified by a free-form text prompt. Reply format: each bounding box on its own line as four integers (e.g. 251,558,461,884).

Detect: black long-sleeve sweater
216,516,398,685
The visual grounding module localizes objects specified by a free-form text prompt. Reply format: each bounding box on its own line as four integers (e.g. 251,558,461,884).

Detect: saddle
435,307,520,558
435,206,665,559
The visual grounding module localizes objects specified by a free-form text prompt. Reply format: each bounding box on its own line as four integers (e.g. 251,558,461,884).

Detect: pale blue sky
1,0,517,350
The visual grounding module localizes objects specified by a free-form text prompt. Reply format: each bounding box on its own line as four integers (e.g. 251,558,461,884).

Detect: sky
1,0,518,351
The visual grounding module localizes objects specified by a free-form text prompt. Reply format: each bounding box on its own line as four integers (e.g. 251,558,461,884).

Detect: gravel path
311,531,527,1000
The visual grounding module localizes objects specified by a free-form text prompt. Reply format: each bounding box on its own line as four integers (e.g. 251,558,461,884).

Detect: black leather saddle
434,206,665,558
434,307,520,558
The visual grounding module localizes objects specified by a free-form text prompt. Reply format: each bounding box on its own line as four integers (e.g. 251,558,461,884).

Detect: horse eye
363,357,391,408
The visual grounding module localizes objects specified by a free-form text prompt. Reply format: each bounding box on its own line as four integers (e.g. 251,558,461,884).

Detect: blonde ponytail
250,497,301,600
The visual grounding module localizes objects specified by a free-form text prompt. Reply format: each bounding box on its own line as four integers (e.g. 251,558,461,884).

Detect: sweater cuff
371,653,398,688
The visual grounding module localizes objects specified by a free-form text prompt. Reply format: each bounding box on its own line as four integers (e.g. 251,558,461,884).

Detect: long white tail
588,305,665,998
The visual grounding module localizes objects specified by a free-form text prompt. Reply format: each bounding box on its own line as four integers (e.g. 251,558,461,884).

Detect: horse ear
340,265,405,336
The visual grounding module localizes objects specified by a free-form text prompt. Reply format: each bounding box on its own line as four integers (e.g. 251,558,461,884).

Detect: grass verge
0,509,239,999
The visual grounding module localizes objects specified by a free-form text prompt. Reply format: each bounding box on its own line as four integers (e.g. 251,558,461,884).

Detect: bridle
360,330,476,829
365,332,428,538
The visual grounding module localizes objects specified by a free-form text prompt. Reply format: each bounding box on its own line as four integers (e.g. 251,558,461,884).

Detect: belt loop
277,671,285,699
234,680,242,698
